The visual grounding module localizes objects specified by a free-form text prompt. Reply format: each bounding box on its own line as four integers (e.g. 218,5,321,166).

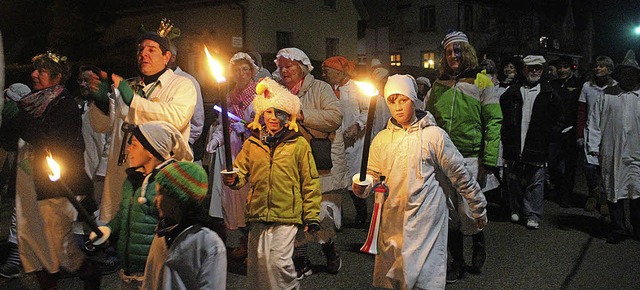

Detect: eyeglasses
77,78,91,85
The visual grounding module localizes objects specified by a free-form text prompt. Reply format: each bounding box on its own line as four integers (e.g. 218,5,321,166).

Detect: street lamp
635,26,640,35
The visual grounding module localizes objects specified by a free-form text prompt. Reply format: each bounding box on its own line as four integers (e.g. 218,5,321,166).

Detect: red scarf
229,81,257,120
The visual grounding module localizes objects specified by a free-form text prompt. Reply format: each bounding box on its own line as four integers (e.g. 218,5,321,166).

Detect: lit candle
46,154,109,246
204,46,234,172
353,81,379,182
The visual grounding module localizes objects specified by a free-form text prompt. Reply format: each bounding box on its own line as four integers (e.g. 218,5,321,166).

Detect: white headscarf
384,74,419,103
275,47,314,72
134,121,194,162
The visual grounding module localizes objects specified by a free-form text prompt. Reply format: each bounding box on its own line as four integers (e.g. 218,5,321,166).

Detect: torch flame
46,153,61,182
204,46,226,83
353,80,379,98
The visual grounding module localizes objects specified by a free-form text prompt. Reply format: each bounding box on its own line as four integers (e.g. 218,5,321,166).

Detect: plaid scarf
229,81,257,120
18,85,64,118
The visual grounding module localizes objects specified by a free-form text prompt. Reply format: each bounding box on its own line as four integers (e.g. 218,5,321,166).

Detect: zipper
123,185,137,272
449,80,458,133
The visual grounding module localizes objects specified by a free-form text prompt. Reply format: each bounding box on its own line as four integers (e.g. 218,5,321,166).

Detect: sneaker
445,263,463,284
0,263,21,279
293,256,312,280
526,219,540,230
510,213,520,223
322,241,342,274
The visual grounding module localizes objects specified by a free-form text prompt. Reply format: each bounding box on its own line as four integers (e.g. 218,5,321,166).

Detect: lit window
390,54,401,66
422,51,436,69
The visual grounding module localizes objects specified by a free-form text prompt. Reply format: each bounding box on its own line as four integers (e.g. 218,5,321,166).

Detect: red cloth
576,102,586,139
322,56,355,76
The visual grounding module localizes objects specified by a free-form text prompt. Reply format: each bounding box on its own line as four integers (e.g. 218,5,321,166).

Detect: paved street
1,169,639,289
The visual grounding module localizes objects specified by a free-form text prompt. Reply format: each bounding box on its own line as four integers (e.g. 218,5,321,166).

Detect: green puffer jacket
231,130,321,225
107,162,169,274
426,71,502,166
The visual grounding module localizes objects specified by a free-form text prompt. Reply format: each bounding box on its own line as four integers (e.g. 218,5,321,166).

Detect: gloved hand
343,123,360,140
230,122,246,134
206,138,220,154
2,100,19,120
576,137,585,148
306,221,320,234
117,80,134,106
90,80,111,103
222,172,238,186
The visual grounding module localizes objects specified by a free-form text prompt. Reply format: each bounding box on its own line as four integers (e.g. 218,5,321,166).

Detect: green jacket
231,130,321,225
108,162,170,274
426,71,502,166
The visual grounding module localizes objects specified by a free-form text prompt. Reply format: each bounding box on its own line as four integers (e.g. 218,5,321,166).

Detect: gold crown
157,18,174,38
39,51,67,64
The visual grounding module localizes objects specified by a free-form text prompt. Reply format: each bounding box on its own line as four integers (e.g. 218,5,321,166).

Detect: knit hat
5,83,31,102
132,121,194,162
275,47,314,72
322,56,355,76
156,161,208,206
416,77,431,88
555,55,573,67
370,58,382,68
595,56,615,73
230,52,260,73
252,77,301,117
441,31,469,48
523,55,546,66
384,74,419,103
138,18,181,52
617,50,640,71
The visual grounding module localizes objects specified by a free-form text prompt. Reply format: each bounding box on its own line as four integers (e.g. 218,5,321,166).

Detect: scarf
18,85,64,118
229,81,257,120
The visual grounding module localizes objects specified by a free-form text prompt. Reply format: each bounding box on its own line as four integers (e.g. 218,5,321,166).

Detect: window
420,6,436,31
422,51,436,69
463,4,474,32
276,31,292,50
390,53,401,66
357,54,367,65
326,38,339,58
323,0,336,9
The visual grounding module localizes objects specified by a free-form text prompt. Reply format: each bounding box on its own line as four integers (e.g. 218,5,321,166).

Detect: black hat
555,55,573,66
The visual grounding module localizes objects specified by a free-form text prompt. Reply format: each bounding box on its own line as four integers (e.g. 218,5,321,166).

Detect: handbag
302,126,333,170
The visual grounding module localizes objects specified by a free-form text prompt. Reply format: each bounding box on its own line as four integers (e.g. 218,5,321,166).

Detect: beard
526,74,541,84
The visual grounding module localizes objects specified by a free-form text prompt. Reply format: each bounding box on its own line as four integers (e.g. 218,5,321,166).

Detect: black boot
77,259,101,290
349,191,368,228
446,230,464,283
321,240,342,274
471,231,486,274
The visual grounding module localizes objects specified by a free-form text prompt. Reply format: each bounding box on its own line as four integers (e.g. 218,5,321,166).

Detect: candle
46,154,109,246
353,81,379,182
204,46,234,172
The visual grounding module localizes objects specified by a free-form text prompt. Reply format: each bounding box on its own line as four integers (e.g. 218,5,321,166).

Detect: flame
353,80,379,98
46,153,61,182
204,46,226,83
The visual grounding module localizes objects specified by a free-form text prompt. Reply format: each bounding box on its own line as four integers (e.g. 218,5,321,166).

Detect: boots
77,259,101,290
446,230,464,284
471,231,486,274
321,240,342,274
584,187,599,212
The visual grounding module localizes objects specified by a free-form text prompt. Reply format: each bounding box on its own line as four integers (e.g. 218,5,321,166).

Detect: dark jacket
550,75,583,136
2,88,91,200
500,80,564,164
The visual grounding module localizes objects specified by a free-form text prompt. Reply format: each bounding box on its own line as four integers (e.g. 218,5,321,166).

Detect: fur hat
275,47,314,72
132,121,194,162
5,83,31,102
156,161,208,207
442,31,469,48
523,55,546,66
384,74,418,103
252,77,301,117
230,52,260,73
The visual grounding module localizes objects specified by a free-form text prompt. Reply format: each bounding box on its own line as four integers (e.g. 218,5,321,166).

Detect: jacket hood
387,109,438,132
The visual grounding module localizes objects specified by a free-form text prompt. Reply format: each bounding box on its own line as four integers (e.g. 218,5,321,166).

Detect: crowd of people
0,19,639,290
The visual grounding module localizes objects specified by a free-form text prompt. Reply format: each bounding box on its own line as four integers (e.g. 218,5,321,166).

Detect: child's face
386,94,415,128
154,184,181,221
263,108,285,134
127,136,154,168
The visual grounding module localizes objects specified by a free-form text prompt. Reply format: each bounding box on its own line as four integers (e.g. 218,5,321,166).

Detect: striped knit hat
441,31,469,48
156,161,208,206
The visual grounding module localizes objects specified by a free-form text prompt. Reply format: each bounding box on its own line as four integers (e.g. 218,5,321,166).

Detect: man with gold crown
88,19,197,225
